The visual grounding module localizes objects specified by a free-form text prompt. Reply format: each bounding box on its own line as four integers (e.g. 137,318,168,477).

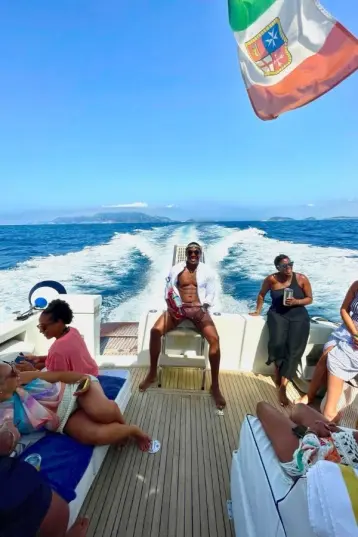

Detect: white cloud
102,202,148,208
166,204,175,208
306,203,315,207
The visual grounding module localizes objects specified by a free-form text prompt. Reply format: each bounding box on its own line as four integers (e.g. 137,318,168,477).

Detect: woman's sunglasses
187,249,201,256
278,261,294,269
4,363,18,380
37,321,55,331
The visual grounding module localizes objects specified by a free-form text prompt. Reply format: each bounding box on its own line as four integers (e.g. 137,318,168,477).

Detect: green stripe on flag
228,0,277,32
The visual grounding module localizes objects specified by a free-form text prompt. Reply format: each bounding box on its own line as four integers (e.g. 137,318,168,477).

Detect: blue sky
0,0,357,220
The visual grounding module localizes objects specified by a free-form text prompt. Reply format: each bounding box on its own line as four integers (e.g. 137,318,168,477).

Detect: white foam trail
197,225,250,313
1,224,356,324
212,225,358,321
0,226,174,322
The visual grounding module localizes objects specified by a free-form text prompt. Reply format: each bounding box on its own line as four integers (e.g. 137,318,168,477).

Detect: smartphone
15,353,31,364
292,425,308,439
77,377,90,392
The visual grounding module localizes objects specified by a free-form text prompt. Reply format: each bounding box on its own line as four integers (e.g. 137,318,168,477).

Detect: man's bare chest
178,268,198,287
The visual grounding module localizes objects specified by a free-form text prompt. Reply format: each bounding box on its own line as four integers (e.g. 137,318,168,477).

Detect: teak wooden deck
100,323,139,356
81,368,300,537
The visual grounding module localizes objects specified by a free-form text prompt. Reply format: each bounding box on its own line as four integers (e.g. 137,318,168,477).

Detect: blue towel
20,374,126,503
98,374,125,400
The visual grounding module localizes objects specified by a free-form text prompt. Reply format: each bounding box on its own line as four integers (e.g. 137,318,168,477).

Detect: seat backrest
171,319,200,333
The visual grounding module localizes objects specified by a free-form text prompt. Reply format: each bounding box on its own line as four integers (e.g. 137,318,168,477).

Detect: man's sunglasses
187,249,201,256
278,261,294,269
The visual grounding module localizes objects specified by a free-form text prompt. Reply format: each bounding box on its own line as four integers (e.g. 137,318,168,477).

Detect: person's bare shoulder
296,272,308,281
351,280,358,292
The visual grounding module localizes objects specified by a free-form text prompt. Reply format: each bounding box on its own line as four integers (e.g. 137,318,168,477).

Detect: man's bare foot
139,373,157,392
278,385,290,407
210,385,226,409
66,517,89,537
294,394,311,405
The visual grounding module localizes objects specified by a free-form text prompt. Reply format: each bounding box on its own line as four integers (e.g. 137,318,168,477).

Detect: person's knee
207,332,220,348
256,401,271,418
150,326,163,340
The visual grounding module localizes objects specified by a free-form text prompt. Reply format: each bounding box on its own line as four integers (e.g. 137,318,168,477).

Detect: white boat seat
168,320,203,337
158,318,209,389
0,339,35,362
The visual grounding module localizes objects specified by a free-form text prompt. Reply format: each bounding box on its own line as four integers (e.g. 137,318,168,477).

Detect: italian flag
228,0,358,120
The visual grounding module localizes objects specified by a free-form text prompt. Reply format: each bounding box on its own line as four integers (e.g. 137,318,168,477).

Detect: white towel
307,461,358,537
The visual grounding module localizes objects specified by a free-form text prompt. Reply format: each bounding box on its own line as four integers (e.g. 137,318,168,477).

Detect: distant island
267,217,295,221
50,211,174,224
327,216,358,220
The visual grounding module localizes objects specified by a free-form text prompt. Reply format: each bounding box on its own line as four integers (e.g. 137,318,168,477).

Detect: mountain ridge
50,211,174,224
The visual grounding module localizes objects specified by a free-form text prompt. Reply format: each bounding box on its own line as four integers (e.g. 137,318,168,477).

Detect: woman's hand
0,421,20,455
249,311,260,316
15,361,37,372
74,376,91,396
308,420,340,438
285,298,300,307
352,335,358,348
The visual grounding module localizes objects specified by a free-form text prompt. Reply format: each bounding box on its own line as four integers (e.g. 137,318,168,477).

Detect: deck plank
82,368,298,537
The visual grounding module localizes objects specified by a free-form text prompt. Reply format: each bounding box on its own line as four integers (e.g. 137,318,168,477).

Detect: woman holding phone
0,361,152,451
17,299,99,376
250,255,313,406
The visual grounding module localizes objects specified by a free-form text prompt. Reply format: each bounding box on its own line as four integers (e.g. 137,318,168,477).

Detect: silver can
283,288,293,305
24,453,42,471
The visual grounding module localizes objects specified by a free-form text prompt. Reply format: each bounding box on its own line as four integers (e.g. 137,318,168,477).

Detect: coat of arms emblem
245,17,292,76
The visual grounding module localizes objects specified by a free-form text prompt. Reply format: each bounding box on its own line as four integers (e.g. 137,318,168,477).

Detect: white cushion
231,416,315,537
0,340,35,362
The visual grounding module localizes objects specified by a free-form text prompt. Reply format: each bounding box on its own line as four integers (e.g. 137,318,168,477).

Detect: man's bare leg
295,347,333,405
202,323,226,409
139,312,179,391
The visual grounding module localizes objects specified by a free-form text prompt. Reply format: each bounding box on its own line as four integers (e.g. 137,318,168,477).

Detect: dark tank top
270,272,309,318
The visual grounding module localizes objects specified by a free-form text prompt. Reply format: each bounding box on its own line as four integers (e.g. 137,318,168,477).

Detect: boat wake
0,223,357,323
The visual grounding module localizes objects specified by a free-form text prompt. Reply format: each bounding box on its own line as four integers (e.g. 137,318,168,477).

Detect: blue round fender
28,280,67,308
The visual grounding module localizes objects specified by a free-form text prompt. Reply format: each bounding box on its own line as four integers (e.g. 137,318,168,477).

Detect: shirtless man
139,242,226,409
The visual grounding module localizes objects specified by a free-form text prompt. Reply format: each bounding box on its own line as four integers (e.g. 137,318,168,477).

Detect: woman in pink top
20,299,99,376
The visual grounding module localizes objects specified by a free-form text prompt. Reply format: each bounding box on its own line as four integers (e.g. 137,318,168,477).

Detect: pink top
46,327,99,376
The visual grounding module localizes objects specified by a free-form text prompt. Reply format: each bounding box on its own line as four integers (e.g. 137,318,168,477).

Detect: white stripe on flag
235,0,336,88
